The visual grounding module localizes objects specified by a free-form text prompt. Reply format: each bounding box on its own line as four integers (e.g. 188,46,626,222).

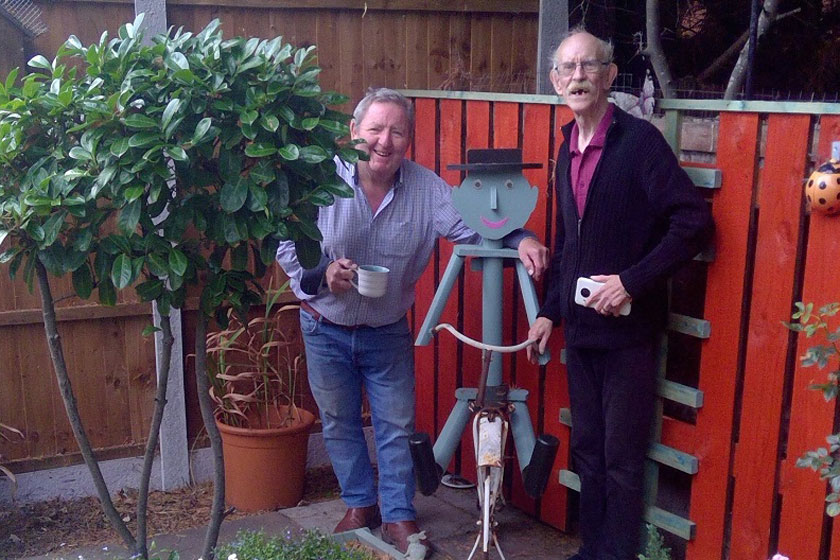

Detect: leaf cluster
0,15,361,322
785,301,840,517
216,529,380,560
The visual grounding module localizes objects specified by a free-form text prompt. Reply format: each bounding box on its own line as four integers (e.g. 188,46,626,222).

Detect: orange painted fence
406,91,840,560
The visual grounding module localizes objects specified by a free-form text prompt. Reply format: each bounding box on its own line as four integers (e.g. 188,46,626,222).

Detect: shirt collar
569,103,615,155
350,160,405,191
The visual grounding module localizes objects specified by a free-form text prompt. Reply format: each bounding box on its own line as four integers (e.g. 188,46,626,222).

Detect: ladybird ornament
806,159,840,215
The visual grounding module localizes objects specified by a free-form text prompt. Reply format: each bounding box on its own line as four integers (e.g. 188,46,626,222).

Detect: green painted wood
649,442,699,474
402,89,840,114
683,167,722,189
645,506,697,541
659,98,840,115
659,379,704,408
668,313,712,339
559,407,572,427
401,89,562,105
695,246,716,263
453,246,520,258
562,469,698,539
559,409,699,474
663,110,682,155
559,469,580,491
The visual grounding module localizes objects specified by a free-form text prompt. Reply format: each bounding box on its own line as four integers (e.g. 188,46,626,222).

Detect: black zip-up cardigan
538,107,714,349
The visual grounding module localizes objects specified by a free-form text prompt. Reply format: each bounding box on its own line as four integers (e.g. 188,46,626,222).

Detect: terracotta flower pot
216,405,316,512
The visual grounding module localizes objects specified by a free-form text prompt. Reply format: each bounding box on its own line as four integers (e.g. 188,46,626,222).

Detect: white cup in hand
350,265,389,298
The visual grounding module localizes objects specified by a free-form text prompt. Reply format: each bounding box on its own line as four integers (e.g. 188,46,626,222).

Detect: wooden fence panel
821,114,840,560
777,115,840,559
412,97,438,439
436,99,463,442
724,113,801,560
509,103,551,516
23,1,539,111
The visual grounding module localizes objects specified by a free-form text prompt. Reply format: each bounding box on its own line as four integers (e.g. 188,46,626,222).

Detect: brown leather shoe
381,520,430,558
333,504,382,533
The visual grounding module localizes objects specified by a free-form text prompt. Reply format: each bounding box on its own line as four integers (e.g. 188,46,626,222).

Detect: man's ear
549,68,564,95
349,119,358,139
605,63,618,90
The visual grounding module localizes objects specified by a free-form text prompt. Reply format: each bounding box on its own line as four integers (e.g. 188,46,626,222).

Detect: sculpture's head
450,149,540,240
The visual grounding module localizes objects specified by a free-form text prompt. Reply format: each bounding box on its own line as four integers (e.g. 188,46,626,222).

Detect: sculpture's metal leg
431,395,472,471
508,391,537,471
415,254,465,346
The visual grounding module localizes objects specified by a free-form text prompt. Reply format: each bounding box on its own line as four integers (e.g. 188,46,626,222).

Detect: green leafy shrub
216,529,380,560
785,301,840,517
0,15,361,557
0,15,362,322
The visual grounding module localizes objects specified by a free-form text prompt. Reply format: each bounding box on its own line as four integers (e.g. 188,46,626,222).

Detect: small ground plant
637,523,672,560
216,529,381,560
785,301,840,517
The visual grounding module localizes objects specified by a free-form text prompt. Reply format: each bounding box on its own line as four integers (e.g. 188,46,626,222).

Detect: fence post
134,0,190,491
536,0,568,95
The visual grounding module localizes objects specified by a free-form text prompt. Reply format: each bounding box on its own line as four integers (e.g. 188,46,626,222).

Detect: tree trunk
644,0,675,98
35,261,136,550
724,0,782,99
195,314,226,559
135,314,174,559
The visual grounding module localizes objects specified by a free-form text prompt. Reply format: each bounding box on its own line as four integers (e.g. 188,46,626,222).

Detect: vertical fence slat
336,11,364,109
314,11,340,95
413,98,438,437
816,115,840,560
489,14,513,91
404,13,428,90
777,115,840,559
469,14,491,92
513,103,552,518
456,100,491,483
539,104,573,530
726,113,806,560
436,99,463,451
686,112,763,560
426,13,449,90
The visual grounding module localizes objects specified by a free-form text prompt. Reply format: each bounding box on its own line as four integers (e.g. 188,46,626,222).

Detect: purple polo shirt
569,104,614,216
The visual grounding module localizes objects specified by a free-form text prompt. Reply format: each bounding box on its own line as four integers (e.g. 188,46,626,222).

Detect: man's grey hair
551,25,615,69
352,87,415,134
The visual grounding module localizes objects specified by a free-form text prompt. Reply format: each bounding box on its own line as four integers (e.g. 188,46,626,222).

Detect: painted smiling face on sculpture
451,169,538,240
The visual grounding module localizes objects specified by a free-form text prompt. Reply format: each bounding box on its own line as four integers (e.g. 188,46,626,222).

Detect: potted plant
206,280,316,512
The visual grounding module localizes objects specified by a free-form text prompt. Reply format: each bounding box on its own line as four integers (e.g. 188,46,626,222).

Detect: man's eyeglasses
554,60,610,77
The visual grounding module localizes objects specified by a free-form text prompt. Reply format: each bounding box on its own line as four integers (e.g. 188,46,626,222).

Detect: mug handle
349,270,359,291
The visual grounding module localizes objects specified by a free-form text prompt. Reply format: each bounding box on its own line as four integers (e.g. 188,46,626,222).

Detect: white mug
350,265,389,298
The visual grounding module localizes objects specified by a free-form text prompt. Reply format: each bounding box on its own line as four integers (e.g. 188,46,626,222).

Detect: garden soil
0,467,340,558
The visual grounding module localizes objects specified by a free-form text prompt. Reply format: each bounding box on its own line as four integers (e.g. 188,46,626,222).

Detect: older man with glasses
527,28,713,560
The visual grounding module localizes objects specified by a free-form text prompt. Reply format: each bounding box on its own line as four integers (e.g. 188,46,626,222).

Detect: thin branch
136,314,174,559
35,260,136,550
196,314,226,559
724,0,783,99
697,8,800,84
644,0,676,98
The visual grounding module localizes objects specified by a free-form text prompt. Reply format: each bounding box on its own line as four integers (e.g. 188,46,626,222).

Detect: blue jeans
300,308,416,522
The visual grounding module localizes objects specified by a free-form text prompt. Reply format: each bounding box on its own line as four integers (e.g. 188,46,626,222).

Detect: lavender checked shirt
276,157,527,328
